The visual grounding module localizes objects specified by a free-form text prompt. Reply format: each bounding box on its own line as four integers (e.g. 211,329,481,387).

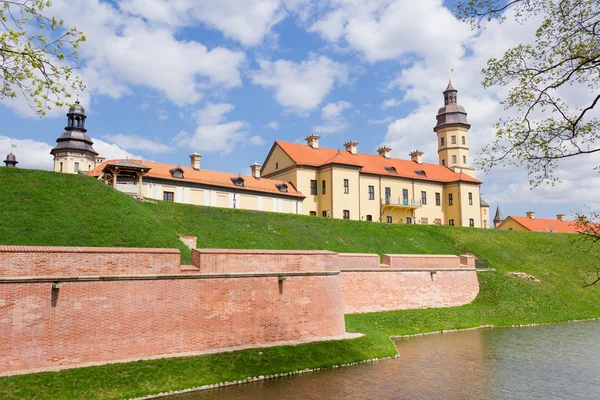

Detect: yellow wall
414,181,445,224
436,126,471,170
480,206,490,229
53,152,96,174
216,192,228,208
359,175,381,221
497,218,529,231
263,197,274,212
239,194,258,210
190,189,204,206
331,166,361,220
262,145,295,177
457,183,481,227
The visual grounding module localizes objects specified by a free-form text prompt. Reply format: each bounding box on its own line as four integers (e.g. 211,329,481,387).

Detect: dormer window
230,177,245,187
169,167,185,179
384,166,398,174
414,170,426,177
276,183,288,193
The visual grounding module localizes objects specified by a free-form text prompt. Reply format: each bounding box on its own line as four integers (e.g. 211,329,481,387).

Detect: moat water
175,320,600,399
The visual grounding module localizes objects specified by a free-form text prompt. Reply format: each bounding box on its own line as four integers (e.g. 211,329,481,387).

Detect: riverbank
2,169,600,399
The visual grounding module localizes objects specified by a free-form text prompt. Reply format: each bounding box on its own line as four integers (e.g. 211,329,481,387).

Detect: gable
261,143,296,177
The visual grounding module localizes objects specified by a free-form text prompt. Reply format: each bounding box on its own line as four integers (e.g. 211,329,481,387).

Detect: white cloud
307,0,471,63
103,134,174,153
265,121,279,129
93,139,141,160
381,98,401,110
313,100,352,134
120,0,287,46
250,55,349,114
172,103,259,154
368,116,395,125
157,111,169,121
249,135,265,146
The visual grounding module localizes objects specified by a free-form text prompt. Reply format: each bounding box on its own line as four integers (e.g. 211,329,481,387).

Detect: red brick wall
382,254,461,269
0,246,181,277
192,249,338,273
1,275,345,375
341,269,480,314
337,253,380,270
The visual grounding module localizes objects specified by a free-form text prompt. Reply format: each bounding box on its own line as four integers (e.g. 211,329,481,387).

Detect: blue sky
2,0,599,220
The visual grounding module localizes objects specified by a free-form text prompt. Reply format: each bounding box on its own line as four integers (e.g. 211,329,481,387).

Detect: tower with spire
50,100,100,174
493,204,504,228
434,80,475,177
3,150,18,168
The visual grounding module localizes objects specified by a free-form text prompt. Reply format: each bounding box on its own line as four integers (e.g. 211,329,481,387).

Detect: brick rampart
0,247,480,375
336,253,381,270
382,254,461,269
341,269,479,314
0,246,181,276
192,249,338,273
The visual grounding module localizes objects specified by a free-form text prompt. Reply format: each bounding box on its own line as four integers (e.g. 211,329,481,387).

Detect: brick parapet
382,254,461,269
336,253,380,270
0,246,181,277
192,248,338,273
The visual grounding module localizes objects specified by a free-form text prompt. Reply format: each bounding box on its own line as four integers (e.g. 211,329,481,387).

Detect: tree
573,211,600,286
0,0,86,116
456,0,600,186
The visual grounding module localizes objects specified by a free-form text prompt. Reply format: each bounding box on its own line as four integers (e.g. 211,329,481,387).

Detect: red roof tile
88,159,304,198
274,141,481,184
503,216,580,233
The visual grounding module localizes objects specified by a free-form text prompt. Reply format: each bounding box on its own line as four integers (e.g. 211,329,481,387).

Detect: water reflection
175,321,600,400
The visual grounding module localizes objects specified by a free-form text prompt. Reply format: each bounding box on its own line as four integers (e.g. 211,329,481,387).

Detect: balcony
382,197,422,209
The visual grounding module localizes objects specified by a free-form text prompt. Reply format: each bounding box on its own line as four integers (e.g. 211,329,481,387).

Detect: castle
47,82,490,228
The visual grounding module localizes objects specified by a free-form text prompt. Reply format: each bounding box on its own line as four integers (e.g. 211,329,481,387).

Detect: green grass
1,168,600,399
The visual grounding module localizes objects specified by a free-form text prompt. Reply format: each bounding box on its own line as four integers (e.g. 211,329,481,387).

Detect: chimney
377,146,392,158
189,152,202,170
526,211,535,219
250,162,261,179
343,140,358,155
578,215,587,223
556,214,565,222
409,150,424,164
305,134,320,149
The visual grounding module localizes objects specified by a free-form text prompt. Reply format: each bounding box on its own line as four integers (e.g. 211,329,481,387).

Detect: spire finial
76,93,80,104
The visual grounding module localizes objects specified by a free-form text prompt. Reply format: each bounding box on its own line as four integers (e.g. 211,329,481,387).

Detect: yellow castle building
261,82,490,228
51,82,490,227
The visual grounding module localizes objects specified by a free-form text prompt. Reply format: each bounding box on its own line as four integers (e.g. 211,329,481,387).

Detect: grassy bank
1,168,600,399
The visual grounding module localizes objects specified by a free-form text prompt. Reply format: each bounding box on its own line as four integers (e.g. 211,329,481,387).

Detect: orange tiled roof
88,159,304,198
504,216,580,233
274,141,481,184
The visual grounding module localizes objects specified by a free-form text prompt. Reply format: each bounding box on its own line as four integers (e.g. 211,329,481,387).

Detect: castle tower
50,101,99,174
434,81,475,177
3,151,18,168
493,204,504,228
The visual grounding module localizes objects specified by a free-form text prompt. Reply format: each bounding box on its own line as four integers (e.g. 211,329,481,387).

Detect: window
171,168,185,179
440,137,445,146
384,166,398,174
462,136,466,145
322,211,327,217
275,162,279,170
448,193,453,206
434,219,442,225
74,162,79,172
386,216,392,223
368,185,375,200
414,170,426,177
449,219,455,226
276,183,288,193
463,155,467,164
452,155,457,164
366,215,373,221
483,209,487,215
442,159,446,166
322,180,326,195
421,191,427,205
421,218,428,224
406,217,412,224
469,218,475,227
310,180,317,195
468,192,473,205
60,162,63,172
402,189,409,205
385,187,391,202
163,191,174,202
435,192,441,206
343,210,350,220
343,179,349,194
451,135,456,144
310,211,317,216
484,220,487,228
230,177,244,187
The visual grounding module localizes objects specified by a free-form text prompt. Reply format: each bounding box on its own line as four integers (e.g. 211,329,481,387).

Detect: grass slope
1,168,600,399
